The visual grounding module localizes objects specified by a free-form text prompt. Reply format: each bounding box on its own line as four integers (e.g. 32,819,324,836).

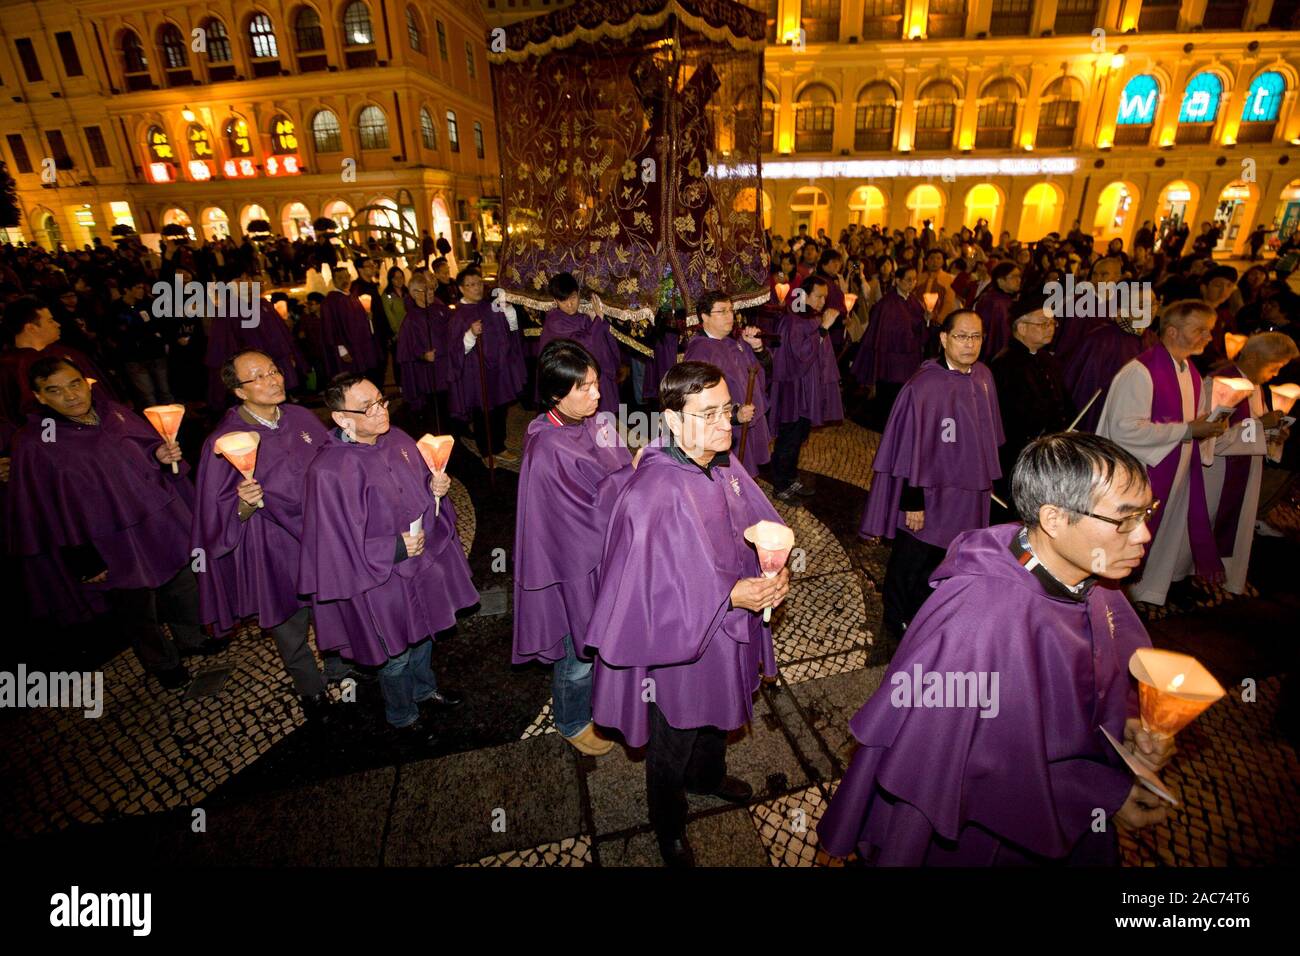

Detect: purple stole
1134,345,1223,581
1212,363,1253,556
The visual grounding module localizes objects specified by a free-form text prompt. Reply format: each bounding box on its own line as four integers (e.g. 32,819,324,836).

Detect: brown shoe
495,449,520,463
562,722,614,756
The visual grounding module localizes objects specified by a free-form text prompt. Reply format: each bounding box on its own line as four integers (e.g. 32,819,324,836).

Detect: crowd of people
1,204,1297,866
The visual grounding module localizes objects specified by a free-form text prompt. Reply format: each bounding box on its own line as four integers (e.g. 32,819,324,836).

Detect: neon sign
223,158,258,178
264,154,301,176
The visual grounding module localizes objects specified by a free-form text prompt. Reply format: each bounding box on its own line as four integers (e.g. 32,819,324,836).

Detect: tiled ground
4,399,1298,867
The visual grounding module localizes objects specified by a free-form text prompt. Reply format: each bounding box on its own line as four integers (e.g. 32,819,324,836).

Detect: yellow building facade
760,0,1300,254
0,0,502,258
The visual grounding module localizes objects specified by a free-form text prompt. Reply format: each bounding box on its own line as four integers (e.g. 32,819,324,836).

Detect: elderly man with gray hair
820,432,1174,865
1204,331,1297,594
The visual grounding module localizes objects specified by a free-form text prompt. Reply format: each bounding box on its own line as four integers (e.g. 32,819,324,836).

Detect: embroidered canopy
489,0,770,344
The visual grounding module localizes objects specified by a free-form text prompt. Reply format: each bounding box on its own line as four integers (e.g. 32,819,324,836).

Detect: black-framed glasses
338,397,390,417
1074,500,1161,534
238,366,283,385
681,403,736,425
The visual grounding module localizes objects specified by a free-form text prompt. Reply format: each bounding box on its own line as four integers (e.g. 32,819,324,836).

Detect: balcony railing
1137,5,1179,31
346,49,378,69
914,128,953,150
861,15,904,38
795,129,834,152
975,127,1014,149
1236,121,1276,144
989,12,1032,35
855,127,894,150
298,54,329,73
1175,124,1213,145
1113,124,1152,146
1035,125,1076,148
251,58,282,78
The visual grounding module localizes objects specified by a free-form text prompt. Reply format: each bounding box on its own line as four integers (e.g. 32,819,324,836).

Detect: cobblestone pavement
3,401,1296,867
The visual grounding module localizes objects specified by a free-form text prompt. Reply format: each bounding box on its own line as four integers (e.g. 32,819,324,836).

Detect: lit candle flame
1166,672,1186,693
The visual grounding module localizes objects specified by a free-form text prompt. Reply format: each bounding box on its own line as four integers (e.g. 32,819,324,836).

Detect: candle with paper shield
1269,382,1300,416
214,431,264,507
417,434,455,517
774,282,790,306
1129,647,1226,740
743,521,795,624
1224,333,1248,362
1208,376,1254,419
843,293,858,314
143,404,185,473
358,293,372,312
922,291,939,315
273,299,289,322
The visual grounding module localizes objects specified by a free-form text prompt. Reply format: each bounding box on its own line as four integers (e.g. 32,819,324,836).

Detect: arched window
854,82,896,151
1239,71,1286,143
420,107,437,149
914,81,957,150
145,125,177,182
801,0,841,43
861,0,904,39
990,0,1033,35
295,8,324,51
1035,77,1081,148
271,115,298,154
312,109,342,152
159,25,189,70
1114,74,1159,146
762,87,777,152
248,13,279,60
795,84,835,152
121,31,150,90
358,105,389,150
407,7,423,52
473,121,485,159
1176,72,1223,144
344,3,374,44
343,2,377,68
975,78,1018,149
203,19,233,64
927,0,967,38
446,110,460,152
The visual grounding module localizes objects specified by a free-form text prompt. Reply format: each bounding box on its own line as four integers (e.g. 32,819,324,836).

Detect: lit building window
407,8,423,51
1113,74,1159,146
914,81,958,151
447,110,460,152
420,108,438,149
295,9,325,52
975,79,1018,150
795,84,836,153
313,110,343,152
344,2,374,45
204,19,232,63
1239,71,1285,143
249,13,279,59
358,105,390,150
854,83,896,151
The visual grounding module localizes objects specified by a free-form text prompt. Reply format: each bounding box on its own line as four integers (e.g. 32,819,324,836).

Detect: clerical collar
546,407,580,427
941,354,973,375
241,404,281,429
665,434,729,479
1009,525,1092,602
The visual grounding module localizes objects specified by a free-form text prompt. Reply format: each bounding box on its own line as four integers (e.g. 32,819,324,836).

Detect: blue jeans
377,639,438,729
552,634,593,738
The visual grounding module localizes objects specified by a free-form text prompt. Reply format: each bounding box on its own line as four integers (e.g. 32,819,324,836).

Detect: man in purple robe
586,361,791,866
299,373,478,742
204,269,308,410
513,341,636,756
851,265,927,427
861,310,1004,643
192,350,333,721
320,270,381,383
395,272,450,430
8,356,216,689
821,433,1173,865
1063,314,1147,434
975,262,1021,362
538,273,624,418
683,292,771,476
446,268,526,462
768,275,844,502
1,296,114,429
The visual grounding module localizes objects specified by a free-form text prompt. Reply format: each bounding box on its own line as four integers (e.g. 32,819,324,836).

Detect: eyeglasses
681,403,735,425
1074,500,1161,534
338,397,390,417
238,366,283,385
946,332,984,344
1020,319,1057,330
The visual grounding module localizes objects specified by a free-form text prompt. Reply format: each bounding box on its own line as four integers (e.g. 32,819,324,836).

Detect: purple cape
395,297,450,410
1053,314,1107,370
586,439,782,747
446,300,527,417
683,333,772,475
204,303,306,408
297,426,479,665
768,307,844,427
642,332,680,401
191,404,329,633
0,343,114,428
818,524,1146,864
1063,321,1145,433
538,309,623,417
6,395,194,625
860,359,1004,549
852,291,928,387
512,413,634,664
321,290,380,378
975,288,1013,362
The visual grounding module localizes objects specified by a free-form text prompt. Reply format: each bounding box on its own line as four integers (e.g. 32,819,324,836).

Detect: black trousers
645,703,727,840
106,567,205,674
882,530,946,641
267,608,326,697
471,403,510,455
770,416,811,492
870,381,904,432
